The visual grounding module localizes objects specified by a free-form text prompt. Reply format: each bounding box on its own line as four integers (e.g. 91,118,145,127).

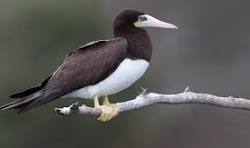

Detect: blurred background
0,0,250,147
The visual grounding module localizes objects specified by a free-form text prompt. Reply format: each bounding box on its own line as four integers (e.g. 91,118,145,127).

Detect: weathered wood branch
54,87,250,117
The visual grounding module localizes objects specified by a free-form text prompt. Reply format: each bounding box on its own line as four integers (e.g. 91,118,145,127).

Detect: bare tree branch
54,87,250,117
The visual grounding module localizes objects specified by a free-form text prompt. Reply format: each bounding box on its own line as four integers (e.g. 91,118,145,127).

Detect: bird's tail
0,92,46,113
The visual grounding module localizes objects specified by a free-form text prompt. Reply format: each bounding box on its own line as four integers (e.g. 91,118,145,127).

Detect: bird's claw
97,103,119,122
94,96,119,122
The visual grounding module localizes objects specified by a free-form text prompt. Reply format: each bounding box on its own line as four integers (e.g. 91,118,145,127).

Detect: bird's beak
134,14,178,29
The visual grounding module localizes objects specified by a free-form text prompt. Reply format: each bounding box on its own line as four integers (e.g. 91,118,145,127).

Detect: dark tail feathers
0,92,44,113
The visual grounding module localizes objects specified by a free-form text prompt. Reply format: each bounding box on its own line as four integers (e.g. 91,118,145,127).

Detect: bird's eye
138,16,148,22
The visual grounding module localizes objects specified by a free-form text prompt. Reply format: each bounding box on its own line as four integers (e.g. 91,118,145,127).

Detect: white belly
63,58,149,99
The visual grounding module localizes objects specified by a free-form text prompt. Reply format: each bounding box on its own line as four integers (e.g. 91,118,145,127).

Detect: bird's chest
64,58,149,99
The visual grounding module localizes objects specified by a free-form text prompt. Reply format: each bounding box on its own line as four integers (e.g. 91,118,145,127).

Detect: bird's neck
114,28,152,61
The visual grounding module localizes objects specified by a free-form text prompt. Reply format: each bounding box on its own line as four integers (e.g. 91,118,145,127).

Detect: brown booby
1,9,177,121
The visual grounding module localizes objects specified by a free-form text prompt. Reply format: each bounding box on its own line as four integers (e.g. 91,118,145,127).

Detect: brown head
113,9,177,61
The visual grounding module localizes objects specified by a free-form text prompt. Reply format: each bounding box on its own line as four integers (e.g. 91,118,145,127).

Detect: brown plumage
1,38,128,112
0,9,155,113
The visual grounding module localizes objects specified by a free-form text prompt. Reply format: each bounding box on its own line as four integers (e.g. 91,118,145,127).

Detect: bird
0,9,177,121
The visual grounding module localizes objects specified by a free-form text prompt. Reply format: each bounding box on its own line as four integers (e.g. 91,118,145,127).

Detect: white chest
64,58,149,99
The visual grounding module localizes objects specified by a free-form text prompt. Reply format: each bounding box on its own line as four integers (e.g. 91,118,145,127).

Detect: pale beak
134,14,178,29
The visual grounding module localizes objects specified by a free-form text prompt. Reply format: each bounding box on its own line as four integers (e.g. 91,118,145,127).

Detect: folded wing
1,37,128,112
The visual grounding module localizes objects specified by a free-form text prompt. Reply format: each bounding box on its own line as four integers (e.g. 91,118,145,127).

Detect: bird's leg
94,95,119,122
103,95,111,105
94,95,100,108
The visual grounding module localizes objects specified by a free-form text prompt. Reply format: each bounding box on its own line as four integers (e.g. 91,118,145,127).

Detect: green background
1,0,250,148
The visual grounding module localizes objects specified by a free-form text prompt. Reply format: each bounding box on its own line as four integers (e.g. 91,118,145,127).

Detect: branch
54,87,250,117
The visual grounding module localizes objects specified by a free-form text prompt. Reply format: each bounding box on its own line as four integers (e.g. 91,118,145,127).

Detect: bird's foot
94,96,119,122
54,102,79,116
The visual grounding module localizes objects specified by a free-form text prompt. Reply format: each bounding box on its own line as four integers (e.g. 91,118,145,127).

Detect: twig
54,87,250,116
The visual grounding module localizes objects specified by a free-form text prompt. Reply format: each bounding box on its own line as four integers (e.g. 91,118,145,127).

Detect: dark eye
138,16,148,22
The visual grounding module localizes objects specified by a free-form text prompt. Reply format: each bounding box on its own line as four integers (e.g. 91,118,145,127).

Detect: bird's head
113,9,178,31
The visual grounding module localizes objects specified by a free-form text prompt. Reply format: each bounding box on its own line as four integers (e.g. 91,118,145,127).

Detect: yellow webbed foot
93,96,119,122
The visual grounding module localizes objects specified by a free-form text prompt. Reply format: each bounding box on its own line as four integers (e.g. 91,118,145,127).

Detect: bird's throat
114,28,152,61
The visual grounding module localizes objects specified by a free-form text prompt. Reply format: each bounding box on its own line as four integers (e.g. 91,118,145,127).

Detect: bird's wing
45,37,128,96
8,40,116,99
2,37,128,112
